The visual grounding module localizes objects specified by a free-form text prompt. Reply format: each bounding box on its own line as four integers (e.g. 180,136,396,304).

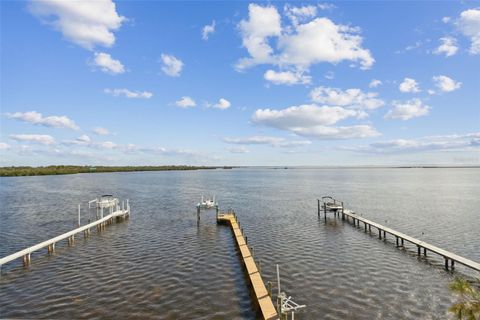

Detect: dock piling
317,199,320,218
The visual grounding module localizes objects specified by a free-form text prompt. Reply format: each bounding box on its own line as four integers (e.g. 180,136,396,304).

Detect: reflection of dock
318,196,480,272
0,196,130,270
217,211,278,320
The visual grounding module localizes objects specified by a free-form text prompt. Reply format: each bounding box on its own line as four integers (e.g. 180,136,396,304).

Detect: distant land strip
0,165,232,177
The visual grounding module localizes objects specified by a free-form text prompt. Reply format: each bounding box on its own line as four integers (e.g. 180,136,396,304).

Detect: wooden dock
0,204,130,269
318,198,480,272
217,211,278,320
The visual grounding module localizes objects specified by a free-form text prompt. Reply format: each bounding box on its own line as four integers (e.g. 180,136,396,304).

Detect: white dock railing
0,203,129,269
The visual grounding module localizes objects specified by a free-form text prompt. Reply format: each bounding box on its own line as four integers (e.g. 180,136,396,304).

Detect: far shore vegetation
0,165,231,177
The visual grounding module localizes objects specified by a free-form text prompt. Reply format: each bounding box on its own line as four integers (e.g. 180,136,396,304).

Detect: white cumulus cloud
175,96,196,108
28,0,125,50
252,104,379,139
399,78,421,93
223,136,311,148
93,52,125,74
160,54,184,77
212,98,231,110
457,8,480,54
264,69,311,85
369,79,382,88
10,134,56,145
433,37,459,57
290,125,379,139
385,99,430,120
236,3,374,72
93,127,110,135
202,20,215,40
104,88,153,98
284,4,317,26
100,141,117,149
253,104,357,128
310,87,384,111
348,132,480,154
432,75,462,92
6,111,79,130
227,146,250,153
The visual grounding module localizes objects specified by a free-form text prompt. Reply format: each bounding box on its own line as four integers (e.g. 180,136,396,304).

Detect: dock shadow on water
1,168,479,319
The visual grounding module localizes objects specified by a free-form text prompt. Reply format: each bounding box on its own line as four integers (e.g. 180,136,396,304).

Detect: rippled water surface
1,168,479,319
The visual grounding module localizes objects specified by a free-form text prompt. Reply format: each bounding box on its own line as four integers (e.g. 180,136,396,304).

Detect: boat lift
276,264,306,320
196,195,219,222
88,195,126,220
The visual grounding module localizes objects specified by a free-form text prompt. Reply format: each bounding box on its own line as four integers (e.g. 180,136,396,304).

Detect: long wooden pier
0,203,130,269
318,197,480,272
217,211,278,320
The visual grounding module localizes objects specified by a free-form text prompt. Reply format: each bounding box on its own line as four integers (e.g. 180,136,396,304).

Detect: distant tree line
0,165,221,177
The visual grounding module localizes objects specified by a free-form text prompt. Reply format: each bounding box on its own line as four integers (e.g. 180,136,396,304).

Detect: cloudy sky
1,1,479,166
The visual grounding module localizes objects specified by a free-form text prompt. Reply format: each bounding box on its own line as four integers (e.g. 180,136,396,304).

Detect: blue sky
1,1,479,166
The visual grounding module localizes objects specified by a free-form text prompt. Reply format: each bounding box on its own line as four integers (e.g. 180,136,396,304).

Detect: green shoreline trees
0,165,219,177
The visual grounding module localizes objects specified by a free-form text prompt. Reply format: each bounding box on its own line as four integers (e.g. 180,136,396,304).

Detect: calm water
1,168,479,319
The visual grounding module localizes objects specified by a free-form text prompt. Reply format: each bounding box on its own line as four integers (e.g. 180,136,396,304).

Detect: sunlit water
1,168,479,319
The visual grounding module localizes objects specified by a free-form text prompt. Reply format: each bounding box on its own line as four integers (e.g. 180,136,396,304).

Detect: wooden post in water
317,199,320,218
417,246,421,256
323,203,327,221
23,253,31,266
424,248,427,256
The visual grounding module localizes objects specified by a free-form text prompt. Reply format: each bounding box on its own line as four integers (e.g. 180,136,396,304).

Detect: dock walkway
318,198,480,272
0,208,129,268
217,212,278,320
